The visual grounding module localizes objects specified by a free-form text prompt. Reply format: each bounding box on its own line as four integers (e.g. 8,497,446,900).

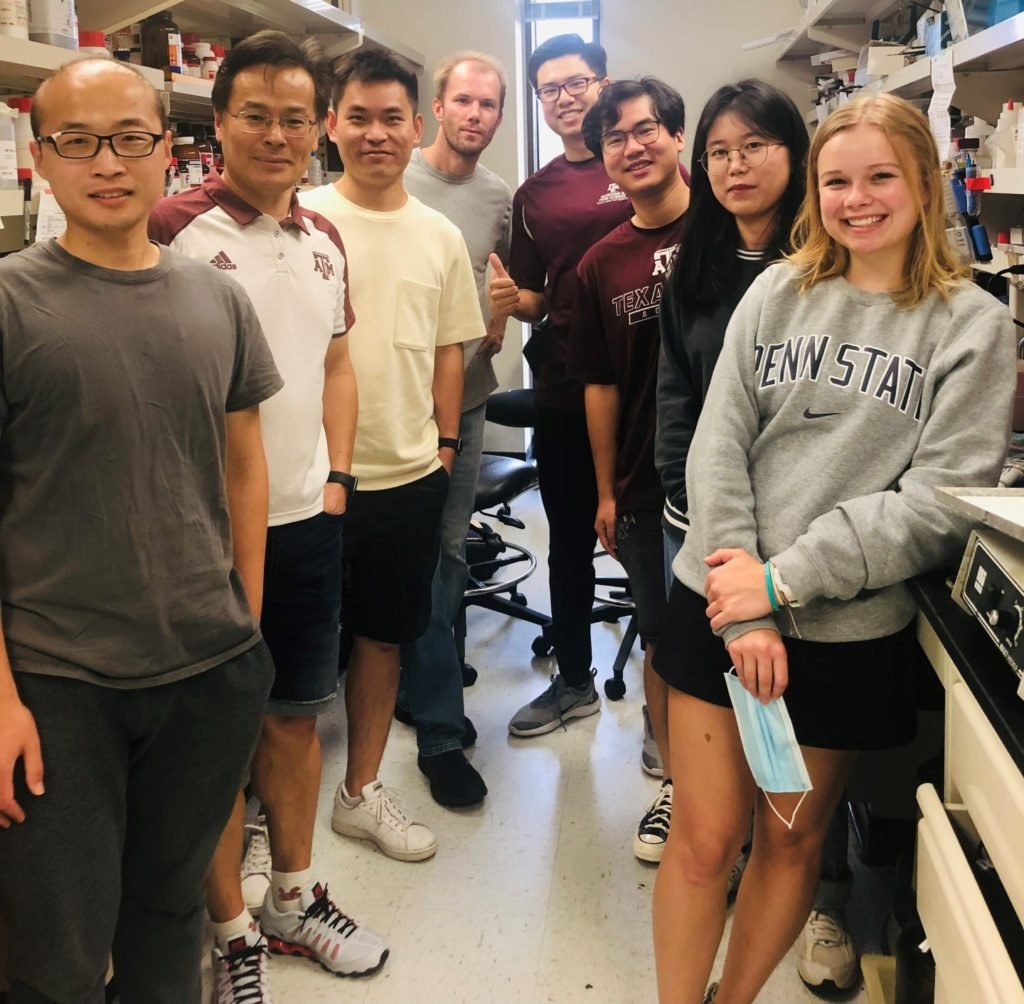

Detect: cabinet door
916,783,1024,1004
948,680,1024,919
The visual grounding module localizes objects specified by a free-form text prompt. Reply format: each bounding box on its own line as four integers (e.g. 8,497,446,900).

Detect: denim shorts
615,510,668,643
262,511,344,716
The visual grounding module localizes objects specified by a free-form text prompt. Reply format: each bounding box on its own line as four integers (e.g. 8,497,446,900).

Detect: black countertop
912,572,1024,774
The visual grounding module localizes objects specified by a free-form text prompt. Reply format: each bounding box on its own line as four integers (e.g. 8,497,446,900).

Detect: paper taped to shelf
35,189,65,242
928,49,956,162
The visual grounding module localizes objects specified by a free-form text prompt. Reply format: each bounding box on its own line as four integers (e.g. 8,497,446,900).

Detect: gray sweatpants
0,642,274,1004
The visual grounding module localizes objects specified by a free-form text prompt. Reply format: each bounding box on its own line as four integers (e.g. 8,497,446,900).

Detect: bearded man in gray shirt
398,51,512,808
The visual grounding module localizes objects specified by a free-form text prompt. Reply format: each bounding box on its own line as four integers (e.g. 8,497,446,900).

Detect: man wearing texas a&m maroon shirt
489,34,628,738
571,78,690,866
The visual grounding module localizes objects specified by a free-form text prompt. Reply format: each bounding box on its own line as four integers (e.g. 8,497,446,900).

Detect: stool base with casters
457,454,552,681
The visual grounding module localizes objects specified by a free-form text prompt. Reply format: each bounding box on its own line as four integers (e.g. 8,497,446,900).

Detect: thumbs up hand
488,253,520,321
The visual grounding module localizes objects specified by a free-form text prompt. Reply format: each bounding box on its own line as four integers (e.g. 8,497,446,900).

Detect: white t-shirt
298,185,483,490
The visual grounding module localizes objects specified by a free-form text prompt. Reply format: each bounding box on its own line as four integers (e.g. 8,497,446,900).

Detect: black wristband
327,470,357,494
438,436,463,456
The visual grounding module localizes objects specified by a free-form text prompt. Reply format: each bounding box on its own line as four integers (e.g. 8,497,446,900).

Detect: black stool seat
485,389,538,428
475,454,537,510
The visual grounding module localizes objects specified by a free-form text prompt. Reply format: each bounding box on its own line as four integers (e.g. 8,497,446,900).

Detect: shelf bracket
324,30,363,60
808,21,869,55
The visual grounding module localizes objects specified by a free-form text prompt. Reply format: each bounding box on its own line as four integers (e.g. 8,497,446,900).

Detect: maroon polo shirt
569,213,686,513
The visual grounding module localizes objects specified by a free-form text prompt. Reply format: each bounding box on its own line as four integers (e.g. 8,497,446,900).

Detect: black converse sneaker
633,778,672,863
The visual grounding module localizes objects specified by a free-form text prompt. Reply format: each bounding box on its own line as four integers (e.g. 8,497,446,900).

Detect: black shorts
262,511,345,716
342,467,449,644
653,580,921,750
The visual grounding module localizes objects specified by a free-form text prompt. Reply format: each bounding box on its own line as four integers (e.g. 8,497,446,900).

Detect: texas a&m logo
313,251,335,281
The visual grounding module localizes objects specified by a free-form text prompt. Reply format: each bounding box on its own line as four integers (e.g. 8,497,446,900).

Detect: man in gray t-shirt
398,51,512,807
0,59,281,1003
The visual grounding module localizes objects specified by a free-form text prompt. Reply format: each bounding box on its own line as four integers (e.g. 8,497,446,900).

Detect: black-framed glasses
601,118,661,154
36,130,164,159
699,140,777,174
536,75,599,104
227,110,317,137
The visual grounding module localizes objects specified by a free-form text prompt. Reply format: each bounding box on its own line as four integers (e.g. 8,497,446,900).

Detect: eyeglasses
227,110,317,137
699,140,777,174
536,75,599,104
601,118,661,154
36,130,164,159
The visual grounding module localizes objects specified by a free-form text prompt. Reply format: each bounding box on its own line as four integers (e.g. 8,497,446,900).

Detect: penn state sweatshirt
672,261,1016,644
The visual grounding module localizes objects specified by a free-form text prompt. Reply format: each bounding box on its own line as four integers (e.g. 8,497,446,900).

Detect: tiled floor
233,487,885,1004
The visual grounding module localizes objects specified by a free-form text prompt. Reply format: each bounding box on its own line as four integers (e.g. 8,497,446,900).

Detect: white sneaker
212,935,273,1003
797,909,859,992
332,780,438,862
633,779,672,863
241,816,272,916
261,881,388,977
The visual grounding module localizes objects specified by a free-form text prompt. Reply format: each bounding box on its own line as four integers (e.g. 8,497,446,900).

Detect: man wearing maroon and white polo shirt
151,30,386,1004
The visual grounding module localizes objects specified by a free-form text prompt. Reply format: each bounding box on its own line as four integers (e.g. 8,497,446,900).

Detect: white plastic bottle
0,0,29,39
0,105,19,191
7,96,39,187
77,29,109,57
28,0,77,50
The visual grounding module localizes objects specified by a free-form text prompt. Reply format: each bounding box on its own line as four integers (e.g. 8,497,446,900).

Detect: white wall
600,0,811,175
350,0,811,451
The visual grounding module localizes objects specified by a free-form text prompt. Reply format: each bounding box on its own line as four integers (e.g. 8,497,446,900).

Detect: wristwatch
327,470,358,495
438,436,463,456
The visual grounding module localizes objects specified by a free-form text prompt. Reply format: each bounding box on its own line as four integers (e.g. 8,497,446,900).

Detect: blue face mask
724,670,813,830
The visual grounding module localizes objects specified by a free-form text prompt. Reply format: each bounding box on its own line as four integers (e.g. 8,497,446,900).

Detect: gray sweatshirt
673,261,1015,644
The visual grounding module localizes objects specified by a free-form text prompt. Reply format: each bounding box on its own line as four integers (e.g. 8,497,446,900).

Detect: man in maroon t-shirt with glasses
570,77,690,865
488,34,629,737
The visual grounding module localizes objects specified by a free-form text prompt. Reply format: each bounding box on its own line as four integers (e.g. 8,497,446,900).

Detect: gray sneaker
508,672,601,737
641,704,664,777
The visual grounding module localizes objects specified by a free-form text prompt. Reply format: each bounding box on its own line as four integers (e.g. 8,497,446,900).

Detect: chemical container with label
141,11,181,75
195,127,214,178
77,29,109,57
173,136,202,189
7,97,39,186
0,0,29,39
0,105,20,192
28,0,77,49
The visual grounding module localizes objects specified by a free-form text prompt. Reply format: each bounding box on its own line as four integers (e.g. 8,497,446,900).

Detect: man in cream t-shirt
300,47,482,861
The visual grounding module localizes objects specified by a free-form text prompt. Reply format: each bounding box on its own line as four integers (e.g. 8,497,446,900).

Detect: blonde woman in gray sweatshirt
652,93,1016,1004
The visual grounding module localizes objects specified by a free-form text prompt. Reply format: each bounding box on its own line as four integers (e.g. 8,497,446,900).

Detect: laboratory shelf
73,0,423,65
0,32,163,89
986,169,1024,196
856,11,1024,101
75,0,361,41
778,0,901,62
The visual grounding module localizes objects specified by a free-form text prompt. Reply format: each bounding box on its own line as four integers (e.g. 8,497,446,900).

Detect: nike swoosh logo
803,408,841,419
